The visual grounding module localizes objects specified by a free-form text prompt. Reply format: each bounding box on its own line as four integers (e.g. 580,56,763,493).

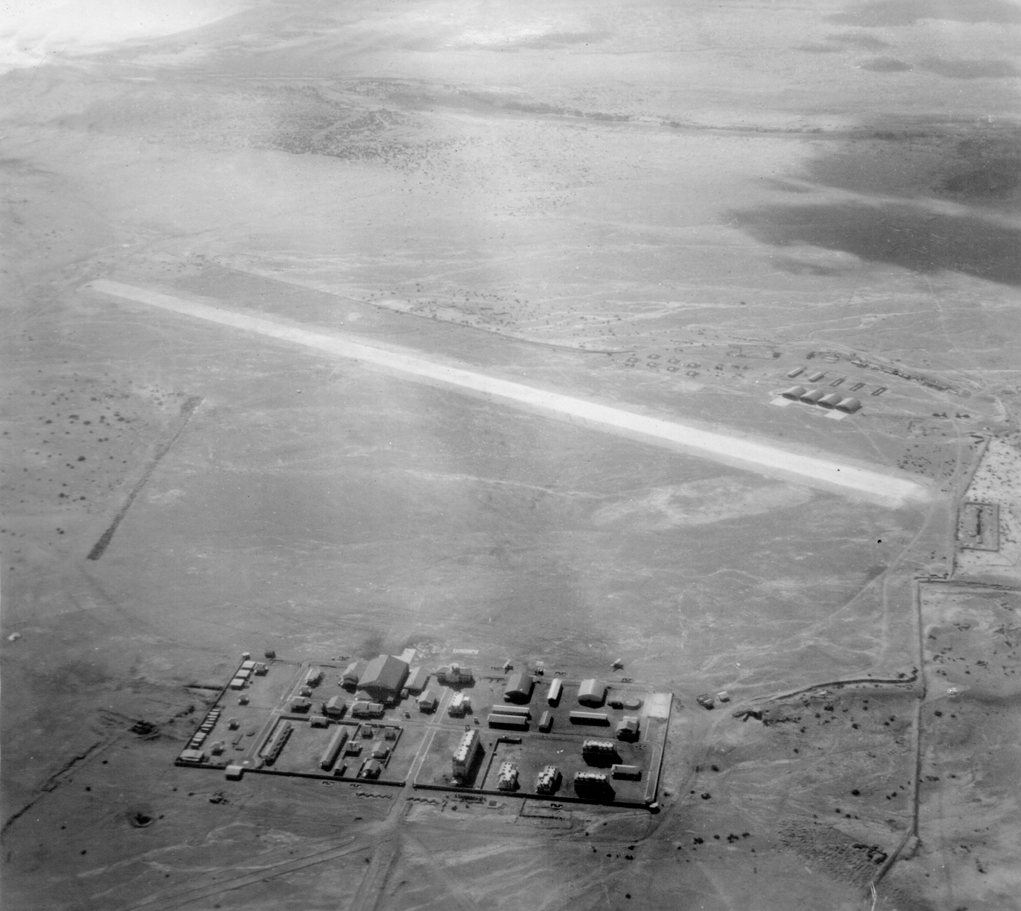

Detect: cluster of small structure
781,386,862,413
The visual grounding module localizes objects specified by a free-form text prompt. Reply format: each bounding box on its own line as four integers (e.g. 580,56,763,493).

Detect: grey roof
359,655,409,697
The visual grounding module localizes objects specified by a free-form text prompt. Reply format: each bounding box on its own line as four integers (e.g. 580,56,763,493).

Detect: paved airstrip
89,280,931,509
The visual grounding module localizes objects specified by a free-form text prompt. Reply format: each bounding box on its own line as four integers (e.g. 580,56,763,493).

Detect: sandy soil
3,1,1020,910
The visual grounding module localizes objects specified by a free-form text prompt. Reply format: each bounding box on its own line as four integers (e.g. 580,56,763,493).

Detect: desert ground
2,1,1020,910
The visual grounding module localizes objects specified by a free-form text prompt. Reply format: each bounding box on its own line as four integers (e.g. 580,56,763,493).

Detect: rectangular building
452,729,480,777
570,711,610,725
611,764,642,780
488,713,529,730
546,678,563,705
578,679,607,707
320,726,350,770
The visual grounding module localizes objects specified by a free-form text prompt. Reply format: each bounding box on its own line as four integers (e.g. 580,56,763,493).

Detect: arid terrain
2,2,1020,910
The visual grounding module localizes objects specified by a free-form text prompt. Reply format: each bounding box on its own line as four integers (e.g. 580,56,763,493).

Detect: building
341,659,367,689
436,664,474,686
497,762,519,791
405,666,430,694
350,701,385,719
611,764,641,780
578,679,607,707
417,690,438,713
358,655,410,704
289,697,311,713
452,729,480,778
320,727,350,770
261,722,292,765
570,711,610,725
370,743,391,761
323,695,347,718
786,366,804,378
573,771,611,798
503,671,534,703
818,392,844,408
616,716,640,742
305,666,323,687
799,388,827,405
781,385,807,400
582,739,618,758
807,371,825,382
309,714,329,728
358,759,382,780
488,713,529,730
546,678,563,705
179,749,207,764
492,704,530,718
538,710,553,733
836,397,862,413
536,765,561,794
448,692,471,717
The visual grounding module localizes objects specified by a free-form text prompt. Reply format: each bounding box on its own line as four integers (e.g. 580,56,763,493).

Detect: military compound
176,651,672,808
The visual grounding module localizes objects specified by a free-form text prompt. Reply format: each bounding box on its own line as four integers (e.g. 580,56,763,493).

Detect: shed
358,655,410,704
289,697,311,713
578,678,607,707
503,671,534,703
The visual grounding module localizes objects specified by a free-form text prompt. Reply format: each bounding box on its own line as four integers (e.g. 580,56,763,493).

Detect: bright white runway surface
90,281,931,509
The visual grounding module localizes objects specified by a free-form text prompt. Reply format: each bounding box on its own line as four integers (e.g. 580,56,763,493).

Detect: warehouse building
578,679,607,707
570,711,610,725
261,721,292,766
358,655,410,704
546,678,563,705
539,710,553,733
611,764,642,781
452,729,480,778
320,726,350,770
488,713,529,730
504,671,534,703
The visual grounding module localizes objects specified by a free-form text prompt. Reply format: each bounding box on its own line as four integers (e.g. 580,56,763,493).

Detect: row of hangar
781,386,862,413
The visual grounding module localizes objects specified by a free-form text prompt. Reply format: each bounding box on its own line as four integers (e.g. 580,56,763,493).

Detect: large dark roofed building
358,655,410,704
503,671,534,703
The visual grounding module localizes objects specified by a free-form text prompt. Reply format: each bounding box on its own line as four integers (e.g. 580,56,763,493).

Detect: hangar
357,655,410,704
799,389,826,405
781,385,807,400
578,679,607,707
818,392,844,409
836,397,862,413
504,671,534,703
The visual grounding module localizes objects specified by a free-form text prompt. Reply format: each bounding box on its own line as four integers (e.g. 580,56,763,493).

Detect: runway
89,280,932,509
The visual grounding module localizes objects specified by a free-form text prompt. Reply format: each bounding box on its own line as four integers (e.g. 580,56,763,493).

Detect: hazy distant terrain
2,2,1020,910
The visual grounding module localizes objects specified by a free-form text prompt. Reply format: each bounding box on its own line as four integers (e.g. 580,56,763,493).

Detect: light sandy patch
592,477,814,531
88,280,931,509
